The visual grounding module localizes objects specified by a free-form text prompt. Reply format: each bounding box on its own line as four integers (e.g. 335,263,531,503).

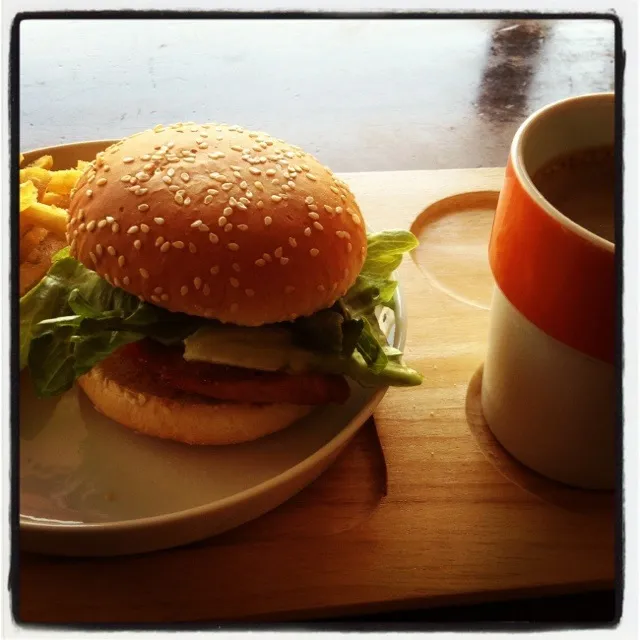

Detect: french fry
42,191,70,208
20,226,48,262
46,169,83,195
19,153,24,166
20,181,39,212
76,160,91,171
30,154,54,170
20,166,51,197
21,201,68,237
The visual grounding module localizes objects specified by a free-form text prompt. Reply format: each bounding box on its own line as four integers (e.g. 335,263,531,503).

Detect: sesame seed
96,177,107,186
263,253,272,262
161,293,169,301
324,205,334,214
159,241,170,253
335,206,344,214
306,173,317,181
282,184,291,192
305,196,314,204
308,212,320,220
218,216,227,227
86,189,93,198
232,263,241,272
249,167,262,175
198,222,209,232
167,168,175,177
307,203,318,212
204,195,214,205
352,214,361,226
138,204,150,212
175,194,184,205
155,237,164,247
154,217,165,225
144,163,154,172
98,220,107,229
313,222,324,231
210,266,220,275
229,277,240,288
233,171,242,180
162,176,172,184
95,244,103,256
136,172,150,182
230,165,242,171
123,157,134,164
118,255,126,266
180,172,190,182
274,247,283,258
134,239,142,249
220,182,234,192
209,233,219,244
169,185,180,192
89,251,97,264
151,295,161,303
304,227,312,236
288,237,297,248
184,197,192,206
264,216,273,226
190,219,203,228
123,276,130,286
140,268,150,279
271,195,282,203
208,188,219,195
236,224,248,232
224,223,233,233
280,257,289,265
231,145,243,152
287,180,296,189
203,284,211,296
194,277,202,290
140,224,150,233
285,286,295,294
112,222,120,233
127,225,139,234
105,215,114,223
228,243,239,251
180,286,188,296
266,168,276,176
257,200,264,209
310,248,320,257
246,191,254,199
330,186,340,194
189,243,197,253
210,151,225,159
254,181,264,191
255,259,266,267
347,243,353,252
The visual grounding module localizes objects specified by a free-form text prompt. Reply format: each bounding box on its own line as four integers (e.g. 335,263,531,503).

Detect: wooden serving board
18,168,615,624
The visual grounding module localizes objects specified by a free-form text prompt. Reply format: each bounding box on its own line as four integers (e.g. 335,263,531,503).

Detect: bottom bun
78,351,314,445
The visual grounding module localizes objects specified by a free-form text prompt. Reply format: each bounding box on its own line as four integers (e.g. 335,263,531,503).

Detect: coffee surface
531,145,615,243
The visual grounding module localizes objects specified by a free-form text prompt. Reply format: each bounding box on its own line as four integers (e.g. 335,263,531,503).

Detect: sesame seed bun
67,122,367,326
78,350,313,445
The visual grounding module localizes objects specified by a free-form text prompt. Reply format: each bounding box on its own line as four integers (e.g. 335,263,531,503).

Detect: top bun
67,122,367,326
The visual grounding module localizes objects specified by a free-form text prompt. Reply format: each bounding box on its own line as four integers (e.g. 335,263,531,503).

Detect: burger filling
20,231,423,400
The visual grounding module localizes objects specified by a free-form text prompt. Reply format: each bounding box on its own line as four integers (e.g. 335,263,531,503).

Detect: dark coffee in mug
531,145,615,243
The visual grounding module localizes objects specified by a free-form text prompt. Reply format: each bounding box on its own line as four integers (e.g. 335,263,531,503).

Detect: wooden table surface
19,167,616,624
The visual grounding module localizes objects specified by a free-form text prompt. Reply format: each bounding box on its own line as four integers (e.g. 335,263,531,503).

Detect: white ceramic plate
19,141,407,557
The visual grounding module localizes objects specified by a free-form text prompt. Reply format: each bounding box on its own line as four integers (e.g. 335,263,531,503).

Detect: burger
20,122,422,445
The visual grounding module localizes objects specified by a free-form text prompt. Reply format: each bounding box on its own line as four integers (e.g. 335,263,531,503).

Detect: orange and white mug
481,93,616,490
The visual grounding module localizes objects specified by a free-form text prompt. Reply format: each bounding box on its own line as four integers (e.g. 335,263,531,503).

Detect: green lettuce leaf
20,255,207,396
20,230,423,397
341,230,422,385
